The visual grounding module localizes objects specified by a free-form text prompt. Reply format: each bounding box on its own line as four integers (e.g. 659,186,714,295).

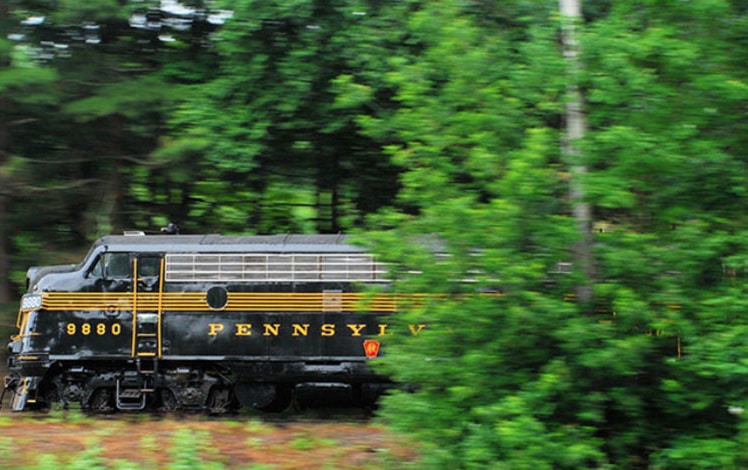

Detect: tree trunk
0,195,11,303
0,0,14,300
0,95,13,302
560,0,595,305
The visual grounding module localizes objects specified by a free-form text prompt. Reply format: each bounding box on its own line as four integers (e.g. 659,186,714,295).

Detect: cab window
138,257,161,278
103,253,131,279
89,257,104,278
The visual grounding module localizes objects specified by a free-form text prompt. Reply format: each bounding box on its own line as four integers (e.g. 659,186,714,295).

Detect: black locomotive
4,233,400,412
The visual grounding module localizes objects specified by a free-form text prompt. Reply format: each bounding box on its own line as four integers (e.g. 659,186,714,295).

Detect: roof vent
123,231,146,236
160,222,180,235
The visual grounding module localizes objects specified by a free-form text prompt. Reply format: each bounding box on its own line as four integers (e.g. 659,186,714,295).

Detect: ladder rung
137,333,157,337
137,352,157,357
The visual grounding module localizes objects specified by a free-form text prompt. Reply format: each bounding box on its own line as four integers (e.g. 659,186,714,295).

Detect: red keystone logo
363,340,380,358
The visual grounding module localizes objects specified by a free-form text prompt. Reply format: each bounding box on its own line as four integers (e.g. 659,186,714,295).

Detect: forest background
4,0,748,467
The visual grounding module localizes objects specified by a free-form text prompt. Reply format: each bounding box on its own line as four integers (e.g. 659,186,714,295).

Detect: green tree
358,1,600,467
364,0,748,467
1,2,60,299
160,0,404,234
1,1,221,292
581,0,748,465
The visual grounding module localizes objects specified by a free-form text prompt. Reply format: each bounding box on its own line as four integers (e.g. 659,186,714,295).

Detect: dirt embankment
0,412,419,469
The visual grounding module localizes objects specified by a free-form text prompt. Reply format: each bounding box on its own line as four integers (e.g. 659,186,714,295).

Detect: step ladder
116,371,149,411
119,257,165,410
131,257,164,360
134,312,160,357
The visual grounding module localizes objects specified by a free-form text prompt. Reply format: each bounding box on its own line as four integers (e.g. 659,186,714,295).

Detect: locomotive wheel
206,387,233,415
235,383,293,412
31,383,59,412
258,384,293,413
44,391,60,411
157,388,180,412
88,388,115,413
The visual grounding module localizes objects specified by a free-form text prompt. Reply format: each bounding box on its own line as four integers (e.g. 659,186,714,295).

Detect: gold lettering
208,323,225,336
347,324,366,337
235,324,253,336
408,324,426,336
212,322,430,337
292,324,310,337
263,324,280,336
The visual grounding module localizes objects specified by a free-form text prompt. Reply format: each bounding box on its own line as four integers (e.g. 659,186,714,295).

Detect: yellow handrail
131,257,138,357
157,258,165,359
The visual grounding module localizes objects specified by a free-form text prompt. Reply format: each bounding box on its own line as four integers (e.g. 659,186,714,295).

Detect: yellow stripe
37,292,502,313
38,292,425,312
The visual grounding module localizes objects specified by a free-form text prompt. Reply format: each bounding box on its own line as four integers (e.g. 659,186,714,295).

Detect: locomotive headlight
20,293,42,312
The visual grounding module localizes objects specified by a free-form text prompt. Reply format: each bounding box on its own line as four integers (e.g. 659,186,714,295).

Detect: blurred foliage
4,0,748,467
359,0,748,468
160,0,404,235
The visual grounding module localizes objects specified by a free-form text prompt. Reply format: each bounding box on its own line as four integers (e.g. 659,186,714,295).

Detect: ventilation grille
165,253,388,283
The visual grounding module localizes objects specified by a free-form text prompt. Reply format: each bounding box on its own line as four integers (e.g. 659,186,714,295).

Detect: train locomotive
4,233,397,412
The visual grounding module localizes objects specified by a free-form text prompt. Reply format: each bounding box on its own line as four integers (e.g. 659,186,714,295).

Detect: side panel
161,312,388,359
26,309,133,358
